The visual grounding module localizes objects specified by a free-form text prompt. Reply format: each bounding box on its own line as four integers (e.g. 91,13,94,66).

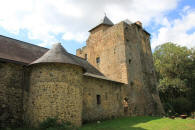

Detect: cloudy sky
0,0,194,54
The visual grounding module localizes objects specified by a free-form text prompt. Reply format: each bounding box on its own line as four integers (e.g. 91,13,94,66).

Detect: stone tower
25,43,83,126
76,16,164,116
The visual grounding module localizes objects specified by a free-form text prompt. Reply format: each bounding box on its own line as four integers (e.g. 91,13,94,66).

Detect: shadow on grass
79,116,162,130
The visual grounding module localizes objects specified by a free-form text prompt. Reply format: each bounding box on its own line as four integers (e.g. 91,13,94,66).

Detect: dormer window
96,57,100,64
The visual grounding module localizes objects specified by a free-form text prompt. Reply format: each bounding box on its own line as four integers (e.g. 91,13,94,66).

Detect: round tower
25,43,83,126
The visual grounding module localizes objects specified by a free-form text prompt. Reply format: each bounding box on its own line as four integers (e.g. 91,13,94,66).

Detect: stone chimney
135,21,142,28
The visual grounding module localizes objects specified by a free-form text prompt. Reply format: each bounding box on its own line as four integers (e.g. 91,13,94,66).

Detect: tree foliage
153,42,195,114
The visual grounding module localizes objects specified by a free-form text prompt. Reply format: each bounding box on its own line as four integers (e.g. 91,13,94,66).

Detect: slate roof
99,16,114,26
83,72,123,84
0,35,103,76
0,35,48,64
31,43,79,66
89,16,114,32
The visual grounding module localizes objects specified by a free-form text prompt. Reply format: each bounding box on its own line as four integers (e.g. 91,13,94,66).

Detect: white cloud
62,32,87,43
0,0,180,47
182,5,190,12
151,7,195,49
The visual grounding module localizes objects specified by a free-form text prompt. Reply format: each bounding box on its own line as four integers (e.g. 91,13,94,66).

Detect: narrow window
97,95,101,105
85,54,88,60
129,59,131,64
96,57,100,64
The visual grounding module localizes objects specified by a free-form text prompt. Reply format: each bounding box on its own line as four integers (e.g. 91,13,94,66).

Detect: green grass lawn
80,116,195,130
8,116,195,130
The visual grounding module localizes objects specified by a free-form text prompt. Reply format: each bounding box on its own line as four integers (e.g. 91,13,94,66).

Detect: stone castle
0,16,164,127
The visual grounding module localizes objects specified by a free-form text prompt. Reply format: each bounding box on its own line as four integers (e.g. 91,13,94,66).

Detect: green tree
153,43,195,114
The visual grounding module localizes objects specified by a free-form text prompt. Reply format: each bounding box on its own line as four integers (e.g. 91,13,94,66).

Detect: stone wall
24,63,83,126
0,62,24,128
76,21,164,116
82,76,124,122
123,23,164,115
76,22,128,84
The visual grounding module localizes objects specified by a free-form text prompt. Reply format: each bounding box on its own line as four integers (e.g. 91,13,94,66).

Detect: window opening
129,59,132,64
85,54,88,60
97,95,101,105
96,57,100,64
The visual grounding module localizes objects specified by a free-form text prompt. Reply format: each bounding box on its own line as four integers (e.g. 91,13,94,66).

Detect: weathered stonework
77,22,127,84
82,76,124,122
0,41,125,128
0,17,164,128
123,23,164,115
0,62,24,127
24,63,83,126
77,21,164,116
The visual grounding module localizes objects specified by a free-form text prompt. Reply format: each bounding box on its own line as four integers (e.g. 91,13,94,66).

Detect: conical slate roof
99,15,114,26
31,43,79,66
89,15,114,32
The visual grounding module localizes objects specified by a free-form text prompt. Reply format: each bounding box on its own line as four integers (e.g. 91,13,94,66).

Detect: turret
89,15,114,34
25,43,83,126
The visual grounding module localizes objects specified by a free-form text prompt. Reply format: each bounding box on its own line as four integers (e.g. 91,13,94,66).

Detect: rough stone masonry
0,16,164,128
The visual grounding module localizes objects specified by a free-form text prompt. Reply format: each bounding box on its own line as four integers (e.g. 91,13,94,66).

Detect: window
97,95,101,105
85,54,88,60
129,59,131,64
96,57,100,64
126,38,129,42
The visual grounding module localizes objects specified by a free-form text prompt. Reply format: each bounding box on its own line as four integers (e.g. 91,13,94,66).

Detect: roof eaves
83,72,124,84
0,58,28,66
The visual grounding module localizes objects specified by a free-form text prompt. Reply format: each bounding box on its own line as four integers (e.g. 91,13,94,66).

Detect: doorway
123,97,128,115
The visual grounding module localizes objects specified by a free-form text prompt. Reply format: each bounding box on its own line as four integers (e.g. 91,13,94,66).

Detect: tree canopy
153,42,195,114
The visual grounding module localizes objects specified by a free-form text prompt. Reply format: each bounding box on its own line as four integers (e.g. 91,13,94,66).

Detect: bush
172,97,192,115
39,117,77,130
163,102,175,116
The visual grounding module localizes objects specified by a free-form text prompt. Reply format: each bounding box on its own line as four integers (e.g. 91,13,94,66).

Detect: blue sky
0,0,194,54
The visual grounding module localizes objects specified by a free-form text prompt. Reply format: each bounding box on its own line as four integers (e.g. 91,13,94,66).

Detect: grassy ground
6,116,195,130
80,116,195,130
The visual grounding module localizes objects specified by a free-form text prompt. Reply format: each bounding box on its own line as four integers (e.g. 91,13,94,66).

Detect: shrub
163,102,175,116
39,117,77,130
172,97,192,115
